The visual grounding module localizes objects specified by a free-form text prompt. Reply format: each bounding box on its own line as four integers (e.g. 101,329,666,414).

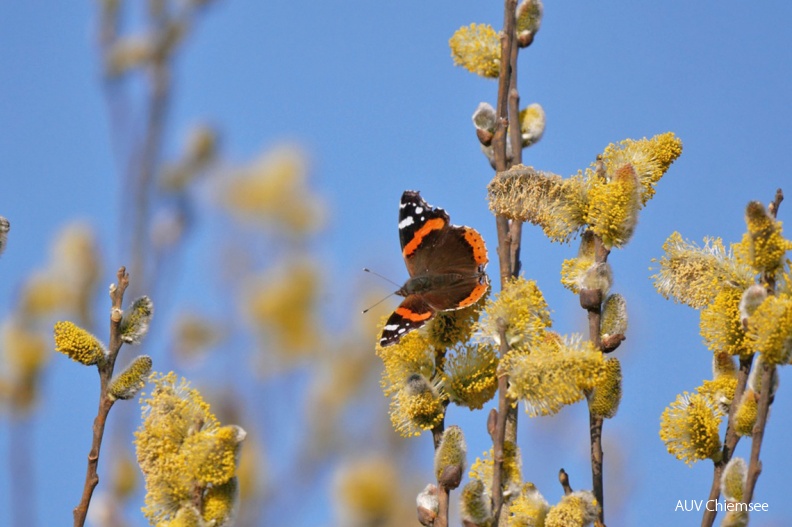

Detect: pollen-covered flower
600,132,683,205
504,484,550,527
221,144,324,235
652,232,754,309
135,372,245,525
700,287,751,357
435,426,466,489
739,284,768,322
488,166,586,243
744,201,792,275
720,457,749,527
442,342,498,410
545,491,600,527
376,328,435,397
659,391,723,465
713,352,737,379
460,479,492,526
479,275,551,349
427,298,485,350
108,355,153,401
697,376,738,414
507,334,606,417
2,320,49,411
588,357,622,419
721,457,747,503
560,231,596,294
600,293,628,340
585,164,641,248
746,293,792,365
389,374,445,437
734,389,758,437
449,23,501,78
201,477,239,527
469,441,523,500
53,321,106,366
333,457,399,526
120,296,154,345
244,261,320,362
519,103,545,147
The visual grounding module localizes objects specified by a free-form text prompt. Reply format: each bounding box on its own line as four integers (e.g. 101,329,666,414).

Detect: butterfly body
379,190,489,347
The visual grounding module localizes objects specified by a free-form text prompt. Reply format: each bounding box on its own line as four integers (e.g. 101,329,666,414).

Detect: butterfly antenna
362,268,401,288
361,291,396,314
362,268,401,314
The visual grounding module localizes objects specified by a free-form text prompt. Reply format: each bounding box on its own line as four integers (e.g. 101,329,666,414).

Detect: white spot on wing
398,216,415,229
384,324,399,331
415,206,423,214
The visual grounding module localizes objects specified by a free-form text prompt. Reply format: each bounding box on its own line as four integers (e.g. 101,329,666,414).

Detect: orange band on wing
457,282,489,308
402,217,446,257
395,306,433,322
463,228,488,265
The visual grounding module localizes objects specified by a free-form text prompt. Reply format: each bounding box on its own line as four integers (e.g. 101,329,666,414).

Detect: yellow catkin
449,23,501,78
53,321,105,366
659,392,722,465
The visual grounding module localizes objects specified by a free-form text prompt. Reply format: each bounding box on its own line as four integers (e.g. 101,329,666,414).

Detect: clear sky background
1,2,792,526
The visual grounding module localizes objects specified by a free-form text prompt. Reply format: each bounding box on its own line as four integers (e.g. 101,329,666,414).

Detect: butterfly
378,190,489,347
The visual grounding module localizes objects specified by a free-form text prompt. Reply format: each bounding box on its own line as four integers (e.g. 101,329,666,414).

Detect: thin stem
701,188,783,526
130,60,170,299
742,363,775,505
584,235,609,525
491,322,512,523
72,268,129,527
701,356,752,527
490,1,519,525
431,347,450,527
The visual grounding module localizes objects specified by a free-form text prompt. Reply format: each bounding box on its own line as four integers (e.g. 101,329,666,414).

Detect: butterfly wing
380,191,489,347
418,225,489,310
399,190,450,276
379,294,434,347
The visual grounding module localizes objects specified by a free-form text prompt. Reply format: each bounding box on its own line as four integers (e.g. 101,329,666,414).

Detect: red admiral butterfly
379,190,489,347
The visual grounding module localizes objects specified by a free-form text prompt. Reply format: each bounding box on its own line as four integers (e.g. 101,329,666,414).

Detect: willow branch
742,363,775,505
72,267,129,527
701,355,752,527
490,1,519,525
583,235,609,525
702,188,784,526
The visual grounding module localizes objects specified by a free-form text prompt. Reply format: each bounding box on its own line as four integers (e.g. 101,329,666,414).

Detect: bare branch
72,269,129,527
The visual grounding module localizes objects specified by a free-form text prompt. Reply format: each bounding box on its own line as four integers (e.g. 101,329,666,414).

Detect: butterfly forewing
379,295,433,347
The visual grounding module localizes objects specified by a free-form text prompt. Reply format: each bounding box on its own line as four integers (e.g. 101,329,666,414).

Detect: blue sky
2,2,792,526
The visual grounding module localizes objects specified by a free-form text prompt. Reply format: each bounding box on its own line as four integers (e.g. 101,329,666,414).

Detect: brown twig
431,347,450,527
742,363,775,505
702,188,784,526
490,2,521,525
72,267,129,527
583,235,610,525
701,356,752,527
